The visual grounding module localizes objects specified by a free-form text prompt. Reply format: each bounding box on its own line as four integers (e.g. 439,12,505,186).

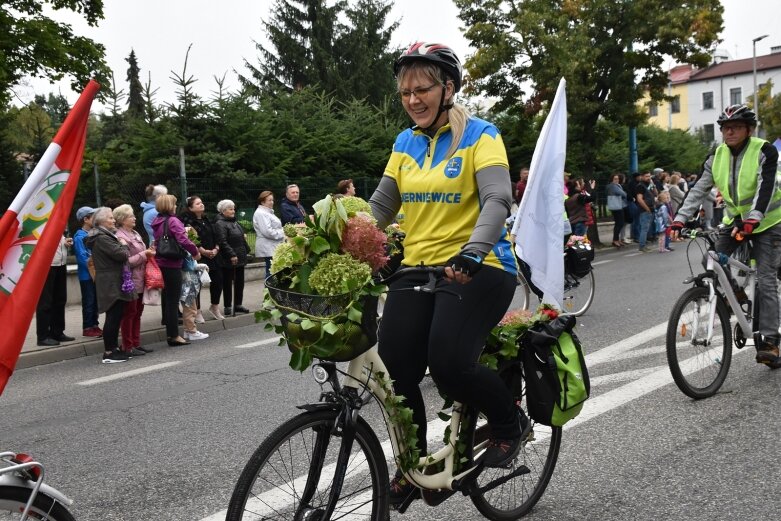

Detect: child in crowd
73,206,102,337
181,250,210,341
656,191,673,253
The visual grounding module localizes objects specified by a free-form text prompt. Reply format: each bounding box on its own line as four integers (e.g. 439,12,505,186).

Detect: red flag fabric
0,80,100,395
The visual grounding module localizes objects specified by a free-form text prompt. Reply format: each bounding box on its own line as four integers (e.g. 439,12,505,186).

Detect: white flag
511,78,567,309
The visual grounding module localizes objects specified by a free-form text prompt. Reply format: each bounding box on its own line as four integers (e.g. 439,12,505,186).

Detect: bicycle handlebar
379,265,446,285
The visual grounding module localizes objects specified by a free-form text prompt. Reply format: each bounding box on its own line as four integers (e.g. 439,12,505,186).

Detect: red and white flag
0,80,99,394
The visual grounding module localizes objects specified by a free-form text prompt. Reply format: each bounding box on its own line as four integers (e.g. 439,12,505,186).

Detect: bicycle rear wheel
466,367,562,519
562,270,594,317
514,271,532,311
226,409,389,521
666,286,732,399
0,486,75,521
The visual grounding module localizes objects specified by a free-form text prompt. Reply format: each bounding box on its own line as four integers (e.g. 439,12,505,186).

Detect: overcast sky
16,0,780,109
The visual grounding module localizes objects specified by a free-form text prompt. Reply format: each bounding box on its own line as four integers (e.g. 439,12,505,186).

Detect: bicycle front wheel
562,270,595,317
0,486,75,521
226,409,389,521
666,286,732,399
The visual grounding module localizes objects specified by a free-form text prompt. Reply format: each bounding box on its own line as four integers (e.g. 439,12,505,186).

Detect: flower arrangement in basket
258,195,390,371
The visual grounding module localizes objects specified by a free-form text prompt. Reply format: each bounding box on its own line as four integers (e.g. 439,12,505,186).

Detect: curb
16,312,260,370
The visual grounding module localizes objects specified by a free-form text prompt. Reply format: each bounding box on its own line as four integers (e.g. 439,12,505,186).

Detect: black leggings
378,265,518,453
161,267,182,338
102,299,126,351
222,266,245,308
611,209,625,242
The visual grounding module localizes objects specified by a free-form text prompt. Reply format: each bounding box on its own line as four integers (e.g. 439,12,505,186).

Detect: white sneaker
195,310,205,324
184,330,209,341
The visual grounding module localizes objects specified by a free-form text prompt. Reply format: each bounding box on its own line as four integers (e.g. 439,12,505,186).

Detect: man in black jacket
280,184,307,225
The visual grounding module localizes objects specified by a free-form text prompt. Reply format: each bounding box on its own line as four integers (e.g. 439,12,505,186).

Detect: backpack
521,315,590,427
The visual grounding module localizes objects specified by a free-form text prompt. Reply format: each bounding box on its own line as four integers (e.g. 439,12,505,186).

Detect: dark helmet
393,42,463,92
717,104,757,127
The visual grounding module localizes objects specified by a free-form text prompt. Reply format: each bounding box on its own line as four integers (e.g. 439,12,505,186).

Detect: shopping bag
142,287,161,306
145,256,164,289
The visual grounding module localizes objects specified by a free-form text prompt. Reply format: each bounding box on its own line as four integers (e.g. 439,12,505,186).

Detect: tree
240,0,344,97
0,0,110,105
337,0,400,106
7,101,54,161
456,0,723,176
748,80,781,141
125,49,145,117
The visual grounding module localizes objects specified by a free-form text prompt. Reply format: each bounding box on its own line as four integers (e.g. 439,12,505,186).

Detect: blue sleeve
73,231,90,268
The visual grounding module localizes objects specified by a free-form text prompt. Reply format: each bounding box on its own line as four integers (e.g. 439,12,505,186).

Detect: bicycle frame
697,247,756,341
337,347,483,492
0,451,73,520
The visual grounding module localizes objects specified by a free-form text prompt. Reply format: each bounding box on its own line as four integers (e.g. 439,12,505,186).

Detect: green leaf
289,348,312,372
437,411,451,422
346,306,362,323
300,318,315,330
311,235,330,254
322,321,339,335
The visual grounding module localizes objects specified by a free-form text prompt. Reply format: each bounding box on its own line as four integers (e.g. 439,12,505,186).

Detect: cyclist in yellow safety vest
672,104,781,369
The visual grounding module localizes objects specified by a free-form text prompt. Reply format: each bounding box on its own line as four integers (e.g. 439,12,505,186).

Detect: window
670,96,680,114
648,103,658,117
730,87,742,106
702,91,714,110
702,124,715,143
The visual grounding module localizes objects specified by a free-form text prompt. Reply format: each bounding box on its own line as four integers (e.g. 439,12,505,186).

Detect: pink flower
498,309,534,326
341,214,389,272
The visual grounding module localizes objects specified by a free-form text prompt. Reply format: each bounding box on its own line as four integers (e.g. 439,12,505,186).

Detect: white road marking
589,366,662,386
234,337,282,349
77,361,181,386
567,344,751,430
591,260,613,266
585,321,669,367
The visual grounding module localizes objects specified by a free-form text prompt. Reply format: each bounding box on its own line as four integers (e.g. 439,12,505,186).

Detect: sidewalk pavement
18,278,267,370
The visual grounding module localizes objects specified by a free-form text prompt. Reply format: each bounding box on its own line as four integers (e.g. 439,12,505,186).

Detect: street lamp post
752,34,769,136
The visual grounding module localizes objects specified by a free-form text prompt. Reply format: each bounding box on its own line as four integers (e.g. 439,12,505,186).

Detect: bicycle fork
294,393,362,521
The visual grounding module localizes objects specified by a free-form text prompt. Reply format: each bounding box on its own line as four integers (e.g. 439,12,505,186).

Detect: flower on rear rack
481,303,559,369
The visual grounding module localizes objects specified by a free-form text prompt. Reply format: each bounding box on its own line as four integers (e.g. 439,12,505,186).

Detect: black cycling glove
446,252,483,277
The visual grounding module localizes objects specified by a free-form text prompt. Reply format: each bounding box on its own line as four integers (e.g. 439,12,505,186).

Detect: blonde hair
658,191,670,202
396,61,469,159
155,194,177,214
113,204,135,226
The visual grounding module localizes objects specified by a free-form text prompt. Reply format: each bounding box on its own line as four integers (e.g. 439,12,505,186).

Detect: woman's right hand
231,256,238,266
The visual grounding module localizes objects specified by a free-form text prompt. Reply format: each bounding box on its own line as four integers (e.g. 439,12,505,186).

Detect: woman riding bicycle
368,42,525,508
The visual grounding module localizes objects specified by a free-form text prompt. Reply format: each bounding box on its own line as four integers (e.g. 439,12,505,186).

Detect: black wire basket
266,273,379,362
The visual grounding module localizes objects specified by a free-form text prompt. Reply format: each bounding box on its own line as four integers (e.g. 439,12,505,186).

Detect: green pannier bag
521,315,590,427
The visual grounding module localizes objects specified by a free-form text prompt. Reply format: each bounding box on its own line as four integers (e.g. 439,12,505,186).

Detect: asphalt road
2,241,780,521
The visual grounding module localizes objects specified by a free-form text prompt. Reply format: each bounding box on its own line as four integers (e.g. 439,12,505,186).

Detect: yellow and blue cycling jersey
384,117,516,274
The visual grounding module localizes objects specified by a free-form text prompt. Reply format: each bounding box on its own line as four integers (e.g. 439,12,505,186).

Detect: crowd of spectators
35,180,358,365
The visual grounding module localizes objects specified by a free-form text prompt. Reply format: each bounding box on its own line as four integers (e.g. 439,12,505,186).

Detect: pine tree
126,49,145,117
337,0,400,106
240,0,344,97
